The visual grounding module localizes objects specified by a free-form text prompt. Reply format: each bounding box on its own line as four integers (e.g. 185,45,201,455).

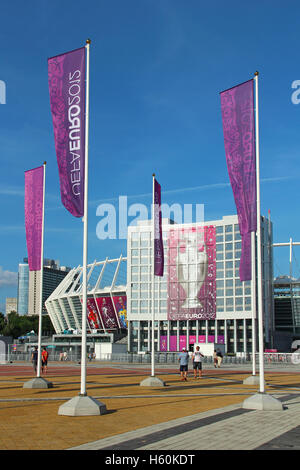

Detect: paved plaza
0,361,299,452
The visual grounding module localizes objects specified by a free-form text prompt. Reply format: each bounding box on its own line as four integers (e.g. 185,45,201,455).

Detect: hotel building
45,214,274,355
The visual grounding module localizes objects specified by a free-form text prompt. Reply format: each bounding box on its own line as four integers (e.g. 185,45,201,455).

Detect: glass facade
127,215,274,354
17,263,29,315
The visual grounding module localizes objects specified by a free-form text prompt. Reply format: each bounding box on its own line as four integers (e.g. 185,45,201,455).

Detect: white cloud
0,267,18,288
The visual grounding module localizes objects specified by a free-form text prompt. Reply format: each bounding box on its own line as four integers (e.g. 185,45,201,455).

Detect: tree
0,312,55,339
0,312,6,333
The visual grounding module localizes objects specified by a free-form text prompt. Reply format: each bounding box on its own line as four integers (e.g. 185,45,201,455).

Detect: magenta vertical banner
220,79,256,281
153,178,164,276
169,336,177,351
198,335,206,343
24,166,44,271
189,335,196,345
86,298,102,330
167,225,216,320
95,297,119,329
179,336,187,350
160,336,167,351
48,47,86,217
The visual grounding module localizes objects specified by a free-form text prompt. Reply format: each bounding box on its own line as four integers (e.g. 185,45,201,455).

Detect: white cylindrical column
80,39,91,396
254,71,265,393
37,162,46,378
251,230,257,375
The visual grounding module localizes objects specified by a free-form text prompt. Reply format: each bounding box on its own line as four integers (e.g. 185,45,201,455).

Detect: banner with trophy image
167,225,216,321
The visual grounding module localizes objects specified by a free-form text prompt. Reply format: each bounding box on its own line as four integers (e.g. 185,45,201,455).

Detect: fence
2,351,300,365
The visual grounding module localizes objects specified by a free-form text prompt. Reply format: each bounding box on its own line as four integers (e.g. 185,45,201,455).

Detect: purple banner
95,297,119,329
25,166,44,271
48,47,86,217
169,336,177,352
153,178,164,276
160,336,167,351
179,335,187,351
220,80,256,281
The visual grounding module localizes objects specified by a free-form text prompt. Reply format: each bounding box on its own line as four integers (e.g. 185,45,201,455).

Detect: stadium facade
45,256,127,335
45,214,274,354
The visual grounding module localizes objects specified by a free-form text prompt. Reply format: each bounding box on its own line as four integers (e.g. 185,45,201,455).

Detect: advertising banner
169,336,177,352
95,297,119,329
112,296,127,328
24,166,44,271
179,335,187,350
220,79,256,281
86,297,102,330
159,334,224,352
48,47,86,217
167,225,216,321
153,178,164,276
160,336,167,351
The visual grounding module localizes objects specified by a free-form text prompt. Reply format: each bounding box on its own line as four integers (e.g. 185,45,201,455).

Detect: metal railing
1,351,299,365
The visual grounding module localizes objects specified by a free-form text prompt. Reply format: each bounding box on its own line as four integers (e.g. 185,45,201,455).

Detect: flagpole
140,175,165,387
80,39,91,396
37,161,46,378
151,173,155,377
254,71,265,394
251,230,257,376
242,73,283,409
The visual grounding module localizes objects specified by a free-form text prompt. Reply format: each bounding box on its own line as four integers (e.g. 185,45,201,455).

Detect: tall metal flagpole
254,71,265,394
151,173,155,377
251,231,257,377
243,74,283,409
37,161,46,378
58,40,106,414
80,39,91,396
140,175,165,387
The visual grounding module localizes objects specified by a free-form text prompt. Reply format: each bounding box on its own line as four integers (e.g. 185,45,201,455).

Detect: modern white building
45,214,274,355
28,260,71,316
127,215,274,354
5,297,17,315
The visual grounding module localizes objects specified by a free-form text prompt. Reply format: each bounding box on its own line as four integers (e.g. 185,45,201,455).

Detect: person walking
217,349,223,368
213,350,218,368
31,346,38,374
41,347,49,374
192,346,204,378
178,347,189,381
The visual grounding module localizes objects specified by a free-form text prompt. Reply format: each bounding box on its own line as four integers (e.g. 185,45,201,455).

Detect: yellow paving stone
0,367,299,450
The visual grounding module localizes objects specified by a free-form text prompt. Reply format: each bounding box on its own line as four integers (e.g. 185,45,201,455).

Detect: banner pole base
23,377,53,389
140,375,166,387
58,395,107,416
242,392,283,411
243,375,262,385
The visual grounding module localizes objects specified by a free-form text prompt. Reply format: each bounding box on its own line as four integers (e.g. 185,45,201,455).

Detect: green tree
0,312,55,339
0,312,6,334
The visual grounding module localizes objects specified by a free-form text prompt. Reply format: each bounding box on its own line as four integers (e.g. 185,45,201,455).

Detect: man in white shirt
192,346,204,379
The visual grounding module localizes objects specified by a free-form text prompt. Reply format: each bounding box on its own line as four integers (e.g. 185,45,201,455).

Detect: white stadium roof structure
45,255,127,334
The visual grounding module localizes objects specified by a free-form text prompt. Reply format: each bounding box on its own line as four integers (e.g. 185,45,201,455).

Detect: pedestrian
213,350,218,368
217,349,223,368
192,346,204,378
178,347,189,381
31,346,38,374
41,347,49,374
63,351,68,361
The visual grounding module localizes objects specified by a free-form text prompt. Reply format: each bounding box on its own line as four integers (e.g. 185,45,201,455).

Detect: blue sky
1,0,300,312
